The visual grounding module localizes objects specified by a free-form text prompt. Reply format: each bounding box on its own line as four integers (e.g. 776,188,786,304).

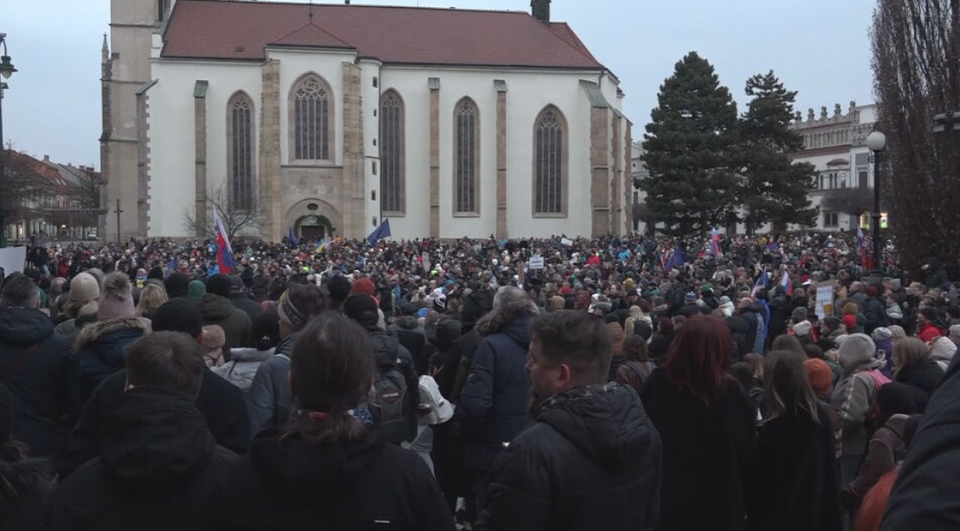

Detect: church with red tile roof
102,0,633,241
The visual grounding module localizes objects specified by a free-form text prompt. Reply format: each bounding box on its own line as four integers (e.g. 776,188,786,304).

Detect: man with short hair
0,274,70,459
477,310,662,531
50,331,235,531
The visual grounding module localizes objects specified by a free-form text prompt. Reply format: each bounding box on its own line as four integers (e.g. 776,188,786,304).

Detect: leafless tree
872,0,960,276
183,180,260,242
821,187,875,218
1,145,54,229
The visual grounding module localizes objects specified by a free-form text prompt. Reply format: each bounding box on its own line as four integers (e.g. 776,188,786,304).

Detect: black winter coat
368,328,419,444
70,317,150,414
200,294,251,358
48,387,235,531
640,369,757,531
228,293,262,325
388,317,427,374
0,455,52,531
459,314,533,471
0,308,70,459
747,405,842,531
740,308,761,356
648,331,675,363
62,366,250,478
477,383,662,531
895,359,944,413
211,429,454,531
767,295,790,338
881,354,960,530
727,316,750,361
863,296,890,335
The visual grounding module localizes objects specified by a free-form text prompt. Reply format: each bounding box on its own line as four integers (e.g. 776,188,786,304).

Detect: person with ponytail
215,312,453,531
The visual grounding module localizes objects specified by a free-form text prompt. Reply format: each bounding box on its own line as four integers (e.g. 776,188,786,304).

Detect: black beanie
165,272,191,299
207,274,232,298
152,298,204,339
327,276,352,303
148,266,165,280
343,294,380,329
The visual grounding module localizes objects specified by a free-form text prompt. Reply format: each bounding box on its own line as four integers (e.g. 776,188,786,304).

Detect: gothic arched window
227,92,255,210
454,98,480,215
290,74,334,161
380,90,405,214
534,106,567,215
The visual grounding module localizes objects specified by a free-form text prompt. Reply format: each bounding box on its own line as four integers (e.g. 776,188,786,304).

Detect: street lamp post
0,33,17,248
866,131,887,276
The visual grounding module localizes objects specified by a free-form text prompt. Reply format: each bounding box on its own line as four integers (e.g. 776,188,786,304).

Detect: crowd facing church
1,231,960,531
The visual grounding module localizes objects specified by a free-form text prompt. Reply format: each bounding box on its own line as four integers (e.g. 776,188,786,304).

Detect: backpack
369,358,409,443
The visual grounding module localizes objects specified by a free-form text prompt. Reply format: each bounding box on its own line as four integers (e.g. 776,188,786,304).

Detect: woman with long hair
640,315,757,531
216,313,453,530
616,334,655,393
135,282,168,320
748,350,842,531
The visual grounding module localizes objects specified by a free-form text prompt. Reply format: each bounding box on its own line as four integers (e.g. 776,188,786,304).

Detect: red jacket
918,323,945,344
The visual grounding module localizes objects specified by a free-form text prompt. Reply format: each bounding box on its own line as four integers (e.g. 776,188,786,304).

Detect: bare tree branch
183,180,261,242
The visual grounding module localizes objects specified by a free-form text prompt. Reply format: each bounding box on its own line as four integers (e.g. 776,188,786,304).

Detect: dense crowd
1,231,959,531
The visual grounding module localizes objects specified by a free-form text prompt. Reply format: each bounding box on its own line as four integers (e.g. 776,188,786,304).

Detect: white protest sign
0,247,27,278
529,255,545,270
815,281,835,319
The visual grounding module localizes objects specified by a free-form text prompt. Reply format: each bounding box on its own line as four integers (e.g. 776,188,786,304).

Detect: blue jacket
459,313,533,471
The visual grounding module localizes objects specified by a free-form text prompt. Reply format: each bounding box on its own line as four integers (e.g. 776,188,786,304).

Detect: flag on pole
710,227,721,256
367,219,392,247
752,267,769,297
288,227,299,247
213,208,237,274
314,237,327,254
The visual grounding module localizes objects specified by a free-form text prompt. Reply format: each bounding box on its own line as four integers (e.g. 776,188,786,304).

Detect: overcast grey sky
2,0,877,169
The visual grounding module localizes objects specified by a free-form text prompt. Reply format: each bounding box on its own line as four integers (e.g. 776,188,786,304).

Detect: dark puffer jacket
212,428,453,531
896,359,943,413
459,313,533,471
477,383,662,531
200,294,251,358
0,308,70,459
69,317,150,414
727,315,750,361
48,387,235,531
388,316,427,373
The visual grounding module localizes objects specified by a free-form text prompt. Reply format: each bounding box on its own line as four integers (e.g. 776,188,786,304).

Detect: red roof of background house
5,151,69,189
162,0,606,70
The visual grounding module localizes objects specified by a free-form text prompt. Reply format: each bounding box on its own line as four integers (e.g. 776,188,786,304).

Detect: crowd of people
1,231,959,531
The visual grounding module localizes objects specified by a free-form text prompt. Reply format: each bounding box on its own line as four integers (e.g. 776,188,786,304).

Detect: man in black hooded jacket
48,331,235,531
477,310,662,531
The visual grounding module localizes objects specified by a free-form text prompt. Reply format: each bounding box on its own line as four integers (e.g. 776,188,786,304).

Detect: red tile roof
162,0,605,70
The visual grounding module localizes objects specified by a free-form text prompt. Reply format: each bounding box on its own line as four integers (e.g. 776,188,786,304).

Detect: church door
301,225,325,242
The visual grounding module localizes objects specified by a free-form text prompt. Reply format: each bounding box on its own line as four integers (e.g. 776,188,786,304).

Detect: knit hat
804,358,833,398
147,267,165,280
327,275,352,303
343,294,380,329
206,274,232,298
70,272,100,303
930,336,957,363
837,333,878,374
842,314,858,331
229,276,245,294
165,272,191,299
791,307,808,322
793,321,813,337
351,278,377,297
872,327,892,341
98,272,136,321
186,280,206,304
684,292,698,302
950,324,960,338
823,316,841,331
719,295,731,305
152,298,204,339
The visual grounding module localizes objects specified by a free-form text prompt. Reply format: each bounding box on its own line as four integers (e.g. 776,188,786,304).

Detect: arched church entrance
297,215,332,242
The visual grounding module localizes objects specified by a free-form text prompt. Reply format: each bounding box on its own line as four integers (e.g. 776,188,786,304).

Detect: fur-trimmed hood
74,317,151,353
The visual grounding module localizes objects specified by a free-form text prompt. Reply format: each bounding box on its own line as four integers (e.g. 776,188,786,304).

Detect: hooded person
477,311,662,531
248,282,327,436
872,327,895,378
199,274,251,359
214,307,281,394
930,336,957,372
719,295,736,318
211,313,454,531
831,333,890,487
71,272,151,412
389,302,428,373
49,332,236,531
344,293,419,445
227,275,262,322
0,275,72,461
459,286,539,511
62,298,252,478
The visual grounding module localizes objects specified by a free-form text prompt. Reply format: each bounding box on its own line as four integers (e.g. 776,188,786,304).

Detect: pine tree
739,71,818,234
640,52,740,237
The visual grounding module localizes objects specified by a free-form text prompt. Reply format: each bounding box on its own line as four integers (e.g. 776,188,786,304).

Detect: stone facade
193,80,207,239
495,80,508,239
259,59,282,242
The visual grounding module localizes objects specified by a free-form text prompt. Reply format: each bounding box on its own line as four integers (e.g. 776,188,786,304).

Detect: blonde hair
136,283,169,318
893,337,930,374
888,325,907,343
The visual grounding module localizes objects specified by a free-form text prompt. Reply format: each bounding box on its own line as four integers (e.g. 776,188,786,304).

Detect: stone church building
102,0,633,241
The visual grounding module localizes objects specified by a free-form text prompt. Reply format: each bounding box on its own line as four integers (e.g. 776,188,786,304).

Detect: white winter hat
793,321,813,337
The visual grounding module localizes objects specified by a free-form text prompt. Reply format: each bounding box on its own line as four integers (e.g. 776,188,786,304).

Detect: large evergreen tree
738,71,818,233
641,52,740,237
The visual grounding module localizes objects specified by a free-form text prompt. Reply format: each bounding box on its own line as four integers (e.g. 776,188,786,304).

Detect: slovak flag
710,227,721,256
856,225,873,269
780,269,793,296
213,208,237,274
752,267,769,297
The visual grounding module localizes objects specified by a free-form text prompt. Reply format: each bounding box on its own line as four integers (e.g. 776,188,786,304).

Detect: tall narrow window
290,74,334,161
228,93,255,211
534,106,567,215
380,91,404,214
454,98,480,214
